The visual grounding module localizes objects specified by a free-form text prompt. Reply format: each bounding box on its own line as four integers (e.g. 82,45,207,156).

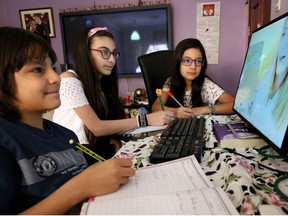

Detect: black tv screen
59,4,172,77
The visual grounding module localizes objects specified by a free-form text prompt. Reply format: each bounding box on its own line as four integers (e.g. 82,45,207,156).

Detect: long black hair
73,27,125,159
0,26,57,121
167,38,208,107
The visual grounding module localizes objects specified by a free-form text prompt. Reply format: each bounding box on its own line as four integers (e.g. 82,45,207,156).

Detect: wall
0,2,5,27
271,0,288,20
0,0,248,98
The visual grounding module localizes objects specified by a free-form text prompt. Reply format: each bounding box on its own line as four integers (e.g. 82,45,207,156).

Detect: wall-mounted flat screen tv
59,4,172,77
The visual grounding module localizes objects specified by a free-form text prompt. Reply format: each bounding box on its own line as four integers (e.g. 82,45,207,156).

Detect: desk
116,115,288,215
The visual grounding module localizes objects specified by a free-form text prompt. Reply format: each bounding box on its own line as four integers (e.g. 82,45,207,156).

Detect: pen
166,91,183,107
69,139,106,162
156,89,165,111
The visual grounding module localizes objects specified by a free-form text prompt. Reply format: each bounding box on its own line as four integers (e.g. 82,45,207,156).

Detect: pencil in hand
69,139,106,162
166,91,183,107
156,89,165,111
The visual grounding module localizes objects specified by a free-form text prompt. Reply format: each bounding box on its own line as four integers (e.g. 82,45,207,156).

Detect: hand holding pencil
166,91,194,118
68,139,135,198
79,157,135,197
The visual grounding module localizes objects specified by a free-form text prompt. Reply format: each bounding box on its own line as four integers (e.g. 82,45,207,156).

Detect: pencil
69,139,106,162
166,91,183,107
159,96,165,111
156,89,165,111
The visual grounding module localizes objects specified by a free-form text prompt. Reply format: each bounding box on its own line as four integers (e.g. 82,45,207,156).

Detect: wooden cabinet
248,0,271,37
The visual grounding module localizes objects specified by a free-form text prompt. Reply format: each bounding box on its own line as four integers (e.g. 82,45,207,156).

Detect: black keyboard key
196,117,205,138
149,117,206,164
165,139,184,160
149,145,170,163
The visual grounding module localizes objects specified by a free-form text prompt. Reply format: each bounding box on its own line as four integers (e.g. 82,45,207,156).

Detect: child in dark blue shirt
0,26,135,215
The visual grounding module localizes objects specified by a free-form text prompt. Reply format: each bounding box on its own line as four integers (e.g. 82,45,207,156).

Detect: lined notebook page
85,155,238,215
87,187,237,215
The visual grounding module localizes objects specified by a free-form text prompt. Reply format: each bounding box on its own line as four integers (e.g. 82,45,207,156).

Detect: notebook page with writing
86,187,238,215
89,155,212,203
84,155,238,215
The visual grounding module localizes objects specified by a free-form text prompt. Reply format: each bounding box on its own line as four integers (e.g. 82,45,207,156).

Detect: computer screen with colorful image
233,12,288,155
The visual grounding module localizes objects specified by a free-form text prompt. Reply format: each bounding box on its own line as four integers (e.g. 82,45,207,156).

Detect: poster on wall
196,2,220,64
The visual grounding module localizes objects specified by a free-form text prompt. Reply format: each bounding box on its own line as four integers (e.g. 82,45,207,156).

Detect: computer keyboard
149,116,206,163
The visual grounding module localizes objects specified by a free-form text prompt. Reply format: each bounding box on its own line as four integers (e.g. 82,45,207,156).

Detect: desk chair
138,50,174,111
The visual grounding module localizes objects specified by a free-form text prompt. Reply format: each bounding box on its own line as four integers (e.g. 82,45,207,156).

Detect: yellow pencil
69,139,105,162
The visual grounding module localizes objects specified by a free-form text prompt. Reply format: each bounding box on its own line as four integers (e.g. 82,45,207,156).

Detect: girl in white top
152,38,235,118
53,27,174,161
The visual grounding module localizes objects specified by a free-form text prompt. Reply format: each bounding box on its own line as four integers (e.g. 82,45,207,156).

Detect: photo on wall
19,7,55,39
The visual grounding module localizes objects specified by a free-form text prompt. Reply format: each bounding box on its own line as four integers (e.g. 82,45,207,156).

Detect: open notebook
81,155,238,215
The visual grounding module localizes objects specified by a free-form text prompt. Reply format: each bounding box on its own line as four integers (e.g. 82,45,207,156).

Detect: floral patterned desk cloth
116,115,288,215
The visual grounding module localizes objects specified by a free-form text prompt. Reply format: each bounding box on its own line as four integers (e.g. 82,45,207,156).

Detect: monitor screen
233,13,288,155
59,5,172,77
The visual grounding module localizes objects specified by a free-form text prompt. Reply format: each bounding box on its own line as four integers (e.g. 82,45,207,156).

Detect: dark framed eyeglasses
181,57,204,67
90,49,120,60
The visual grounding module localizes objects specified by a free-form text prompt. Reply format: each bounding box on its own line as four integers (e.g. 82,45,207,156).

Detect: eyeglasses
90,49,120,60
181,57,204,67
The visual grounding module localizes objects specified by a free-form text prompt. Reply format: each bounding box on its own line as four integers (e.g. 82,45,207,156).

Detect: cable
258,145,288,159
223,147,288,175
224,147,288,202
274,175,288,201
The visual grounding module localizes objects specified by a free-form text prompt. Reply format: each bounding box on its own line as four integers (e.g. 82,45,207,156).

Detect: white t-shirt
162,77,224,107
53,71,90,144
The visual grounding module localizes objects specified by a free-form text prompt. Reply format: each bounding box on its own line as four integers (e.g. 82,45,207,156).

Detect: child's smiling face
13,55,61,117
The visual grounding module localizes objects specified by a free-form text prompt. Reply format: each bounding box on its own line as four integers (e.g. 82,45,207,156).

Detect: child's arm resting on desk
152,91,196,119
20,158,135,215
190,92,235,116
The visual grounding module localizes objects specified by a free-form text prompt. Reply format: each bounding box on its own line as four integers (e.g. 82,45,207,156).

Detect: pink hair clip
88,27,108,38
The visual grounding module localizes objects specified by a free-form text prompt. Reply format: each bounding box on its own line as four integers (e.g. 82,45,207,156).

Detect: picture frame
19,7,55,37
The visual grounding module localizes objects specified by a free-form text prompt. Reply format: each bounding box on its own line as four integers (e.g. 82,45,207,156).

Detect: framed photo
203,4,215,17
19,7,55,37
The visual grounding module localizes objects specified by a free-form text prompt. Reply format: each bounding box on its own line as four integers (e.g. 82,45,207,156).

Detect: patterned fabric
115,115,288,215
53,70,90,144
162,77,225,107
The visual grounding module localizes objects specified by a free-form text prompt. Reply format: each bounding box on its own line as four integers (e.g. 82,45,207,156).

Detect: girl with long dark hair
152,38,234,118
53,27,174,161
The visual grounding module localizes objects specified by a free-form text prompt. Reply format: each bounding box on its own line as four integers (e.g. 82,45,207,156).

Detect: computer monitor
233,12,288,156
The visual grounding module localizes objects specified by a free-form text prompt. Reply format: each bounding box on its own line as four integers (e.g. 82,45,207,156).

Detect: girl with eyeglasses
53,27,174,163
152,38,234,118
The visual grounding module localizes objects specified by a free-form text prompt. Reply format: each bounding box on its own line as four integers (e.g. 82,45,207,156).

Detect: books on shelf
81,155,239,215
212,121,267,148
